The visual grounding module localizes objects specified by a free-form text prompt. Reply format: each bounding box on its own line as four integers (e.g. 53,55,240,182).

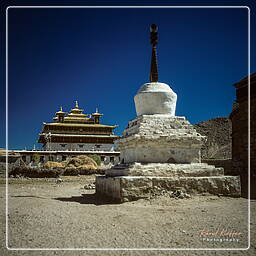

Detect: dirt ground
0,175,255,256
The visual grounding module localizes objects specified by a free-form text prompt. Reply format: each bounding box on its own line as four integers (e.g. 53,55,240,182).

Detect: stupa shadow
54,193,120,205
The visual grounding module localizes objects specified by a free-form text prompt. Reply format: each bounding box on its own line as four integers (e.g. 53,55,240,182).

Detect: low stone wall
9,166,105,178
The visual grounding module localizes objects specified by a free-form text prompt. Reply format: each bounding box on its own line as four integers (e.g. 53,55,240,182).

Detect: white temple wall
44,142,115,152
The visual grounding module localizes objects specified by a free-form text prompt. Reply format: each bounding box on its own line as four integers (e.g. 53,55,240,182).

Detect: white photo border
5,5,251,251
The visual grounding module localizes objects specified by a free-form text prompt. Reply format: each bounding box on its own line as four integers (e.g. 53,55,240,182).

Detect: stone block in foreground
96,175,241,202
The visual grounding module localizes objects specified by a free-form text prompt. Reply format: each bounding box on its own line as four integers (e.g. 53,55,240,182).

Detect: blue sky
0,0,255,150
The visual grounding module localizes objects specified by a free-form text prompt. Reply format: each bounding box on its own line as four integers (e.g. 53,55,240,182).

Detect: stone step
106,163,224,177
96,175,241,202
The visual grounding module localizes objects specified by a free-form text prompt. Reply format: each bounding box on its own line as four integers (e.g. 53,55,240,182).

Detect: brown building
230,72,256,198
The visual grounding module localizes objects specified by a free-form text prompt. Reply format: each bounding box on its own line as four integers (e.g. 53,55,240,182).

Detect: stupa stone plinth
116,114,204,164
95,24,241,202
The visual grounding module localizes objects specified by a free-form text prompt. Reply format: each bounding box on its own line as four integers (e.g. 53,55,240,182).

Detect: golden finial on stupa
75,100,79,108
96,107,98,113
60,106,63,112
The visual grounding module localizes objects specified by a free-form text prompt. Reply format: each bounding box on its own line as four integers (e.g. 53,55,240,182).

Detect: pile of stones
148,187,191,200
169,189,191,199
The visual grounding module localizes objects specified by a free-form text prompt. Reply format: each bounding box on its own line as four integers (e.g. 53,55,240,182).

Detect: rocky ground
0,175,255,256
194,117,232,159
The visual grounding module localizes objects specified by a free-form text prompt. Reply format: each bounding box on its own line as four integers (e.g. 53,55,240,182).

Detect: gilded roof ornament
92,107,103,116
56,106,65,114
70,100,85,115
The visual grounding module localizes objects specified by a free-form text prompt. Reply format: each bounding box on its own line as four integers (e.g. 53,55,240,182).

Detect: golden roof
44,122,117,128
67,113,88,118
92,108,103,116
55,106,65,115
50,102,106,125
70,101,84,114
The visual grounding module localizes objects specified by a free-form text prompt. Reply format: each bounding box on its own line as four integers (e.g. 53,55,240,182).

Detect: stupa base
95,163,241,202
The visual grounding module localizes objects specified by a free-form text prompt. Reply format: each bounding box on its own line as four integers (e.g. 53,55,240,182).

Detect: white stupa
95,24,241,202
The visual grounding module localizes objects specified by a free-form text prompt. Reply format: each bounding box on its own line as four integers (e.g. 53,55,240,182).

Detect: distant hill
193,117,232,159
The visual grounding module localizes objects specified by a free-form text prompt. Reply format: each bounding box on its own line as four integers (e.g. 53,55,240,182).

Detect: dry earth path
0,176,255,256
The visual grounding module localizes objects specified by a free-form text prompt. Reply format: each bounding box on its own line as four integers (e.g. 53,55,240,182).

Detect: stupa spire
75,100,79,108
150,24,158,82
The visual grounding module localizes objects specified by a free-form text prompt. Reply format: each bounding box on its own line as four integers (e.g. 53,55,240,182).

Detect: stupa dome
134,82,177,116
